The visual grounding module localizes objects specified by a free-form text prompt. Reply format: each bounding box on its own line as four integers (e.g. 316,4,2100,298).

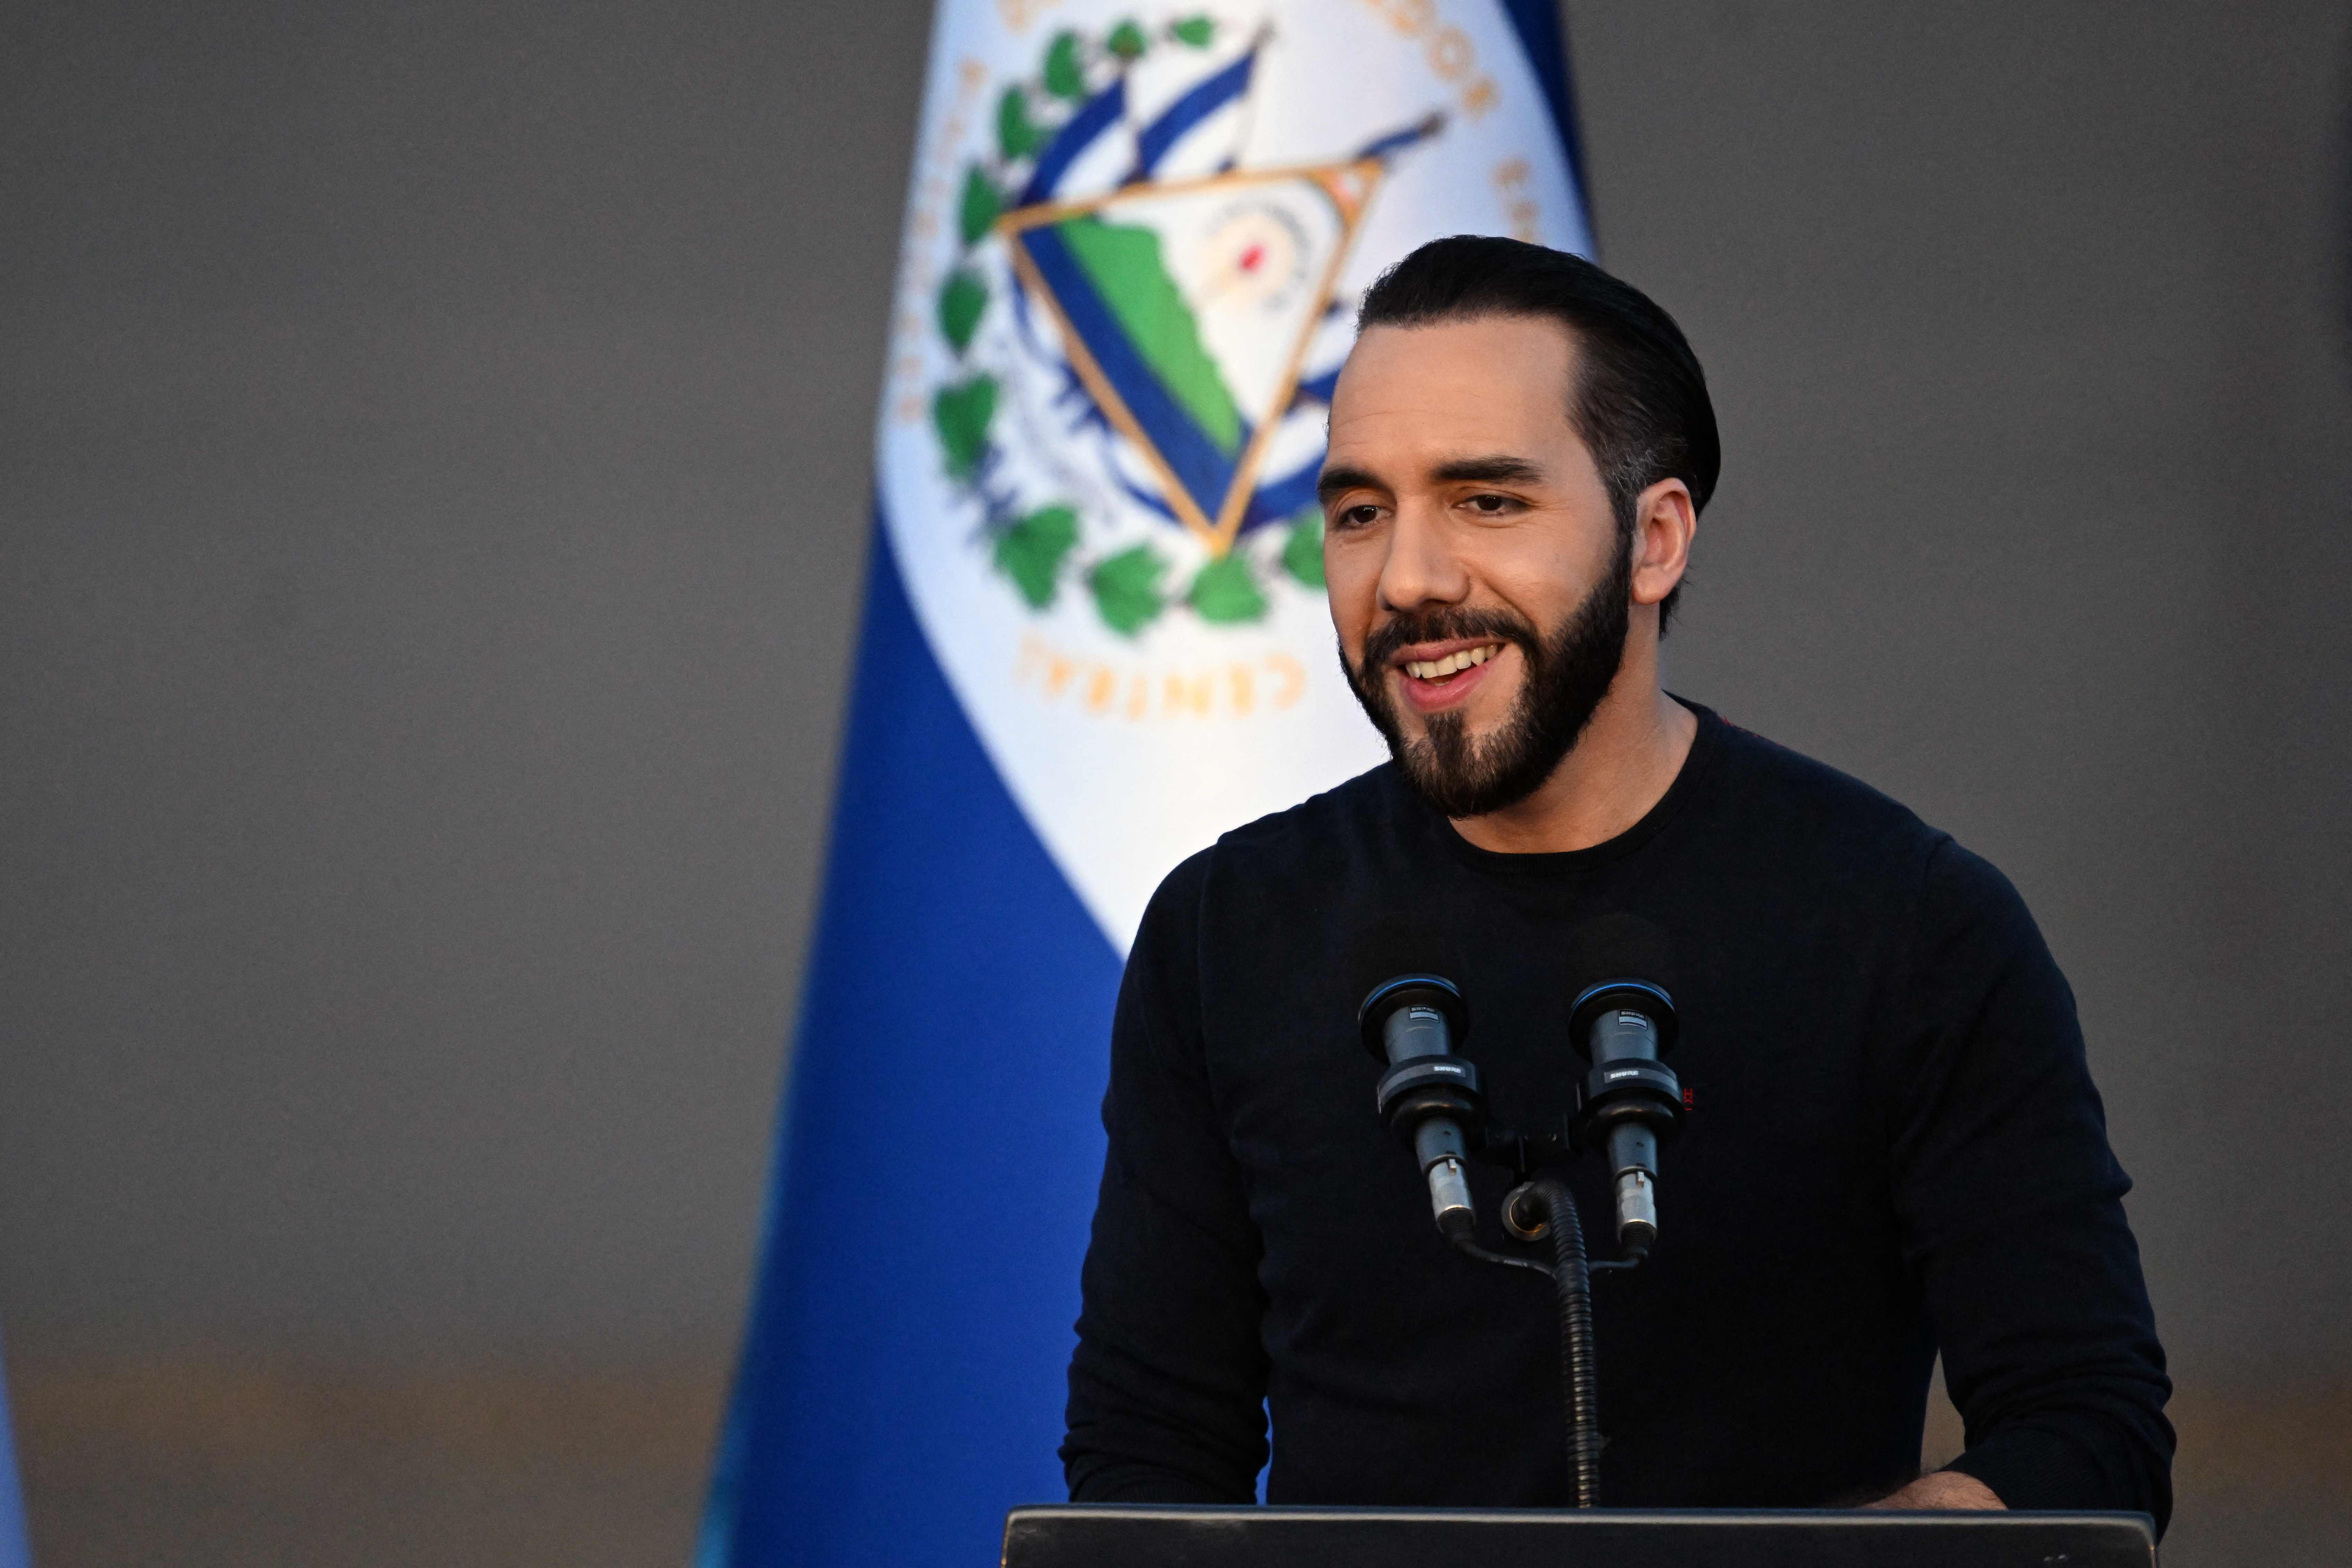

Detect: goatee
1342,534,1633,819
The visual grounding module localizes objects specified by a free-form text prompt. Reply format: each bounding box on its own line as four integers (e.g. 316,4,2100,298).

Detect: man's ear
1629,478,1697,608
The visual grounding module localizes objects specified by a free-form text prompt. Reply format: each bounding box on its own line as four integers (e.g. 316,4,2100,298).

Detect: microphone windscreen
1564,912,1677,991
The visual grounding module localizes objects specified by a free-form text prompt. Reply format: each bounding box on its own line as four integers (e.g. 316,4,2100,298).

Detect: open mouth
1400,643,1503,684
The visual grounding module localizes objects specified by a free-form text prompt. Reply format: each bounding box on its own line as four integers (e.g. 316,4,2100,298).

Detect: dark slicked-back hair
1356,235,1719,629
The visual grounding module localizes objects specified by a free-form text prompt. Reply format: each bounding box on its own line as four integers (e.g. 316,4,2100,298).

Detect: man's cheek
1469,654,1527,720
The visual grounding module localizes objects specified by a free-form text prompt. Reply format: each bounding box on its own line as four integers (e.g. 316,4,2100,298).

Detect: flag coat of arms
705,3,1590,1562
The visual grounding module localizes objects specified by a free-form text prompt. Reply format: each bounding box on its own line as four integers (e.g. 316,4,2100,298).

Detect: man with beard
1058,238,2172,1525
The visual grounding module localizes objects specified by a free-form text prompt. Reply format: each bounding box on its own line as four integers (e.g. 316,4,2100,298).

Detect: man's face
1319,314,1632,817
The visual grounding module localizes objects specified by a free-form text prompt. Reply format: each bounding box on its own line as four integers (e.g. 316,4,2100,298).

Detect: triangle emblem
1000,160,1382,556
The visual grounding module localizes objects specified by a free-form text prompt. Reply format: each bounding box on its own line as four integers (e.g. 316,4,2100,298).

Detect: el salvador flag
700,3,1590,1564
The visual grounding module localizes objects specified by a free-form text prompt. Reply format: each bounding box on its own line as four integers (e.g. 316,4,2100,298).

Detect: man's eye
1467,493,1513,514
1334,503,1382,530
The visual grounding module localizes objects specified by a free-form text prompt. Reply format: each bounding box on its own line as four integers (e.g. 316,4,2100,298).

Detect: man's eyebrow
1316,463,1382,506
1429,454,1547,485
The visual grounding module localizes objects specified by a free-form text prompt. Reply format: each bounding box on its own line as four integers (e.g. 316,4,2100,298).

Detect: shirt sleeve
1061,849,1271,1502
1884,837,2175,1529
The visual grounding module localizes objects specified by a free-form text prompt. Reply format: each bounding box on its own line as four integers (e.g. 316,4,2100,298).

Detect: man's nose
1377,503,1470,611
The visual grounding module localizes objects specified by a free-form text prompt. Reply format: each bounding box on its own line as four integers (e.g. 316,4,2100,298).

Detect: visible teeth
1404,644,1501,681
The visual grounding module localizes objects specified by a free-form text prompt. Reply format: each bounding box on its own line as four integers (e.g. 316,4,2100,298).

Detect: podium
1002,1504,2158,1567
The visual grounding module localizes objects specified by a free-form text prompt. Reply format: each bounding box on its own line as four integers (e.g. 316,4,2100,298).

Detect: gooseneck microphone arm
1508,1177,1601,1507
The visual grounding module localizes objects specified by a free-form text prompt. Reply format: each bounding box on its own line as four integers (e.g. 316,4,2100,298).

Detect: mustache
1358,607,1542,673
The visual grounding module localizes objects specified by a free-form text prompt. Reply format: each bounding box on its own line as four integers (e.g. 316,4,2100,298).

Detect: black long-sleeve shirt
1062,703,2172,1526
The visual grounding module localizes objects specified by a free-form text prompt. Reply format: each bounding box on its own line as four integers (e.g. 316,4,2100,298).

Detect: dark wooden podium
1002,1503,2158,1567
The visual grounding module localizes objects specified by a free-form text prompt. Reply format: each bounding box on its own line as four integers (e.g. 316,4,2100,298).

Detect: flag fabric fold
705,5,1590,1563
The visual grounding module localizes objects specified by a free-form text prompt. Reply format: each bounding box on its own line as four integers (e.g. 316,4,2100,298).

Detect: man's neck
1449,667,1697,856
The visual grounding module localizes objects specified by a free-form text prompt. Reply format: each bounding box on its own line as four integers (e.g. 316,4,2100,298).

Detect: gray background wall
3,1,2347,1563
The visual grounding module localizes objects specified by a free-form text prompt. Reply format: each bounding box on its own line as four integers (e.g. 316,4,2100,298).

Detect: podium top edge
1005,1503,2155,1539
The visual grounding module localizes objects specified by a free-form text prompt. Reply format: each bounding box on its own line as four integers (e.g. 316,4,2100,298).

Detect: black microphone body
1360,975,1481,1240
1568,978,1682,1259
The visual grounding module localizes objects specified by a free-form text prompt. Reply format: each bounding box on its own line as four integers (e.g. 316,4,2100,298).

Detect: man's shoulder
1700,708,2030,920
1221,762,1404,852
1703,709,1942,860
1142,765,1406,921
1216,760,1427,891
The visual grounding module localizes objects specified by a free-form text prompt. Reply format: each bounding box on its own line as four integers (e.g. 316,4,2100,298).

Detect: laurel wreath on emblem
930,14,1392,639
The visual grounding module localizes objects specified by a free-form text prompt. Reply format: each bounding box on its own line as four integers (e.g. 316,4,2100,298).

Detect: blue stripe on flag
1017,223,1246,522
0,1320,27,1568
1129,48,1256,180
1021,80,1127,205
698,520,1121,1568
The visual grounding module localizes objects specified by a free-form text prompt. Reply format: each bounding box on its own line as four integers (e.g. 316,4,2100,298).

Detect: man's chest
1196,930,1904,1328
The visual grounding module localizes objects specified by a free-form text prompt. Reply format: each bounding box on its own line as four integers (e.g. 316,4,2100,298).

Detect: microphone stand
1521,1177,1603,1510
1361,971,1680,1510
1437,1130,1634,1509
1438,1173,1605,1507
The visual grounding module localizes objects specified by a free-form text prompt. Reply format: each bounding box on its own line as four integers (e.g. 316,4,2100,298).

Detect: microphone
1352,919,1482,1242
1564,915,1685,1259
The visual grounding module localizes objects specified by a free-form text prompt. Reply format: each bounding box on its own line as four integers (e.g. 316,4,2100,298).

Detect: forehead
1326,315,1581,469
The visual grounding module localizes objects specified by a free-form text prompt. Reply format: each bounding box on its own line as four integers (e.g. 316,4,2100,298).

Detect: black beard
1342,534,1633,819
